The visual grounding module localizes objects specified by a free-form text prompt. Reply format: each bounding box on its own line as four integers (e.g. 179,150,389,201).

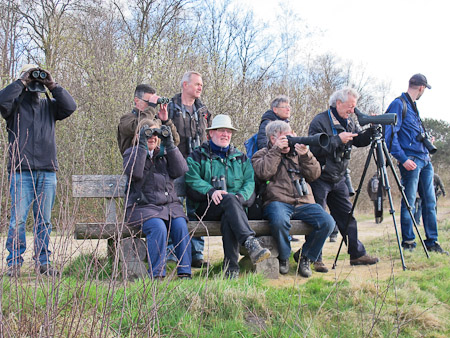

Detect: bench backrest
72,175,127,198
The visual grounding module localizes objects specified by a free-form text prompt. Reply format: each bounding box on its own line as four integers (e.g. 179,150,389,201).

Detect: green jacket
185,141,255,206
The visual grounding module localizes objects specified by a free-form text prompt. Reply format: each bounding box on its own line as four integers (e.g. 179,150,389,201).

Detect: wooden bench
72,175,312,279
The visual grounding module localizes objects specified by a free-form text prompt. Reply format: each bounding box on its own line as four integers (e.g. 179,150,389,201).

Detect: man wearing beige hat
385,74,448,255
0,64,77,277
185,114,270,278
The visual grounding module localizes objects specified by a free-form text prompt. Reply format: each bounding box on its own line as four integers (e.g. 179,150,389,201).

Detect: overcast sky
243,0,449,123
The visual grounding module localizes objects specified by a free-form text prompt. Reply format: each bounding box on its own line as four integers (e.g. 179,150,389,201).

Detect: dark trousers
196,194,255,272
310,177,366,259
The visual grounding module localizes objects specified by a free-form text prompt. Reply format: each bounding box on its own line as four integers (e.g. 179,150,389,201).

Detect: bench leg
240,236,280,279
119,237,148,280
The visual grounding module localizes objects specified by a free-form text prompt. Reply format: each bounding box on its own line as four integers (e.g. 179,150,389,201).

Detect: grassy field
1,212,449,337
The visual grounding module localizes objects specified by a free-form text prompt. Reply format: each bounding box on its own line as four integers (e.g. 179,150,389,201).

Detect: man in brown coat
252,121,335,277
117,84,179,155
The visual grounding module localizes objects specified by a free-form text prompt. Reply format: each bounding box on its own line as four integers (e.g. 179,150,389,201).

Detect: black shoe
329,234,338,243
426,243,449,255
178,274,192,280
191,259,208,268
290,236,299,242
244,236,271,264
225,270,239,279
298,256,312,278
402,242,416,252
279,259,289,274
39,264,60,277
293,249,300,263
6,266,20,278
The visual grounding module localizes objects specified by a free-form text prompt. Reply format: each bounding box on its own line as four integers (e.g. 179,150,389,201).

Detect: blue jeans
142,217,192,277
263,202,335,261
399,157,438,246
6,171,57,267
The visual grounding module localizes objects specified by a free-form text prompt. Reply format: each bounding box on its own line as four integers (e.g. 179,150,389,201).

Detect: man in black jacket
168,71,212,268
308,87,378,267
0,64,77,277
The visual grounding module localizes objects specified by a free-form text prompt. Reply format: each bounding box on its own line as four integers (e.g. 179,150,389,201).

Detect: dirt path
2,203,449,286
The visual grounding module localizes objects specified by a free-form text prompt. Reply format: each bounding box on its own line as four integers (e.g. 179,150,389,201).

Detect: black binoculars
31,70,47,80
157,97,170,105
416,132,437,154
212,175,227,191
143,125,170,139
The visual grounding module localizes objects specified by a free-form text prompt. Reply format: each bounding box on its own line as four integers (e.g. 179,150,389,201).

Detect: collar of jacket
171,92,205,111
200,141,240,160
330,106,348,128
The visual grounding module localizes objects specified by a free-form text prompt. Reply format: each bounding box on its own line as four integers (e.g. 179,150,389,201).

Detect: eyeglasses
139,98,152,105
277,105,291,109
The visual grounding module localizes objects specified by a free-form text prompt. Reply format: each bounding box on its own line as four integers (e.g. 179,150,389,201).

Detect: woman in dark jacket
123,118,191,279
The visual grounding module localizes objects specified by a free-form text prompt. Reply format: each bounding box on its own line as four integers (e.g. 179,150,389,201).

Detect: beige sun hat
206,114,238,131
17,64,39,79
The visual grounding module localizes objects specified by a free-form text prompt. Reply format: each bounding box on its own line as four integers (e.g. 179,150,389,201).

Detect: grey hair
265,120,291,140
270,95,290,110
180,71,202,89
328,87,360,107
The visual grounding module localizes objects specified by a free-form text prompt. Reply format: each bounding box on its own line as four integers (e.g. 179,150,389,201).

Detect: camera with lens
156,97,170,105
416,132,437,154
286,133,329,150
143,125,170,139
31,69,47,80
211,175,227,191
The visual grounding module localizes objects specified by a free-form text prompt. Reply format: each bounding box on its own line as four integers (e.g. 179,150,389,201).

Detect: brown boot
350,255,379,266
313,261,328,273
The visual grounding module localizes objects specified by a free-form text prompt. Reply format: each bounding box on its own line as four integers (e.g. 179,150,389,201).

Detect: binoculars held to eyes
157,97,170,105
31,70,47,80
143,125,170,139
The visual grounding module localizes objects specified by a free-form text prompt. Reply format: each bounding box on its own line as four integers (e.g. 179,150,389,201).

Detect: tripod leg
382,141,429,259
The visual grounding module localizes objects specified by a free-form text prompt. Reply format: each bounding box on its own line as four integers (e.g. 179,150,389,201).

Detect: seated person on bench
123,118,192,279
251,121,335,278
185,114,270,279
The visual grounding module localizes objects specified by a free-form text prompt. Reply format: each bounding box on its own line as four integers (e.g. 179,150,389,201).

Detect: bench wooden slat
72,175,127,198
74,220,312,239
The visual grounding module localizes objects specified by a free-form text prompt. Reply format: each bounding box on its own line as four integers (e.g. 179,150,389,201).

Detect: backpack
244,133,258,159
384,96,407,152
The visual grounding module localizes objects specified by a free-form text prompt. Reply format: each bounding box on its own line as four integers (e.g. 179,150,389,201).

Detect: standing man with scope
307,87,379,269
385,74,448,255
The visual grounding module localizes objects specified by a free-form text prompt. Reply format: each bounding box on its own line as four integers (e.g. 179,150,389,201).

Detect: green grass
2,220,450,337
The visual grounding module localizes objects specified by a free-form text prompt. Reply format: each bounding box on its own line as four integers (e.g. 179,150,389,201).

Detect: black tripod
332,126,429,271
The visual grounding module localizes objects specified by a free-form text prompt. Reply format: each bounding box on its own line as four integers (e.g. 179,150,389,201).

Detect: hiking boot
244,236,271,264
329,234,338,243
350,255,379,266
293,249,300,263
225,270,240,279
313,261,328,273
39,264,60,277
402,241,416,252
6,266,20,278
191,259,208,268
279,259,289,275
298,256,312,278
426,243,449,255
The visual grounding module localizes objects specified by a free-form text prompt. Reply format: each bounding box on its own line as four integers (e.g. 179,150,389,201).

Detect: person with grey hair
252,120,335,277
168,71,212,268
307,87,379,267
256,95,291,150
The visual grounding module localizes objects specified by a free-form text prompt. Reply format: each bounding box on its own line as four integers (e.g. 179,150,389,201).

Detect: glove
160,125,175,150
19,68,37,87
40,69,57,90
138,126,149,149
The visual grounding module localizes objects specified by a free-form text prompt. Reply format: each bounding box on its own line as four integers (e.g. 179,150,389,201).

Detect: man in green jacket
185,115,270,278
